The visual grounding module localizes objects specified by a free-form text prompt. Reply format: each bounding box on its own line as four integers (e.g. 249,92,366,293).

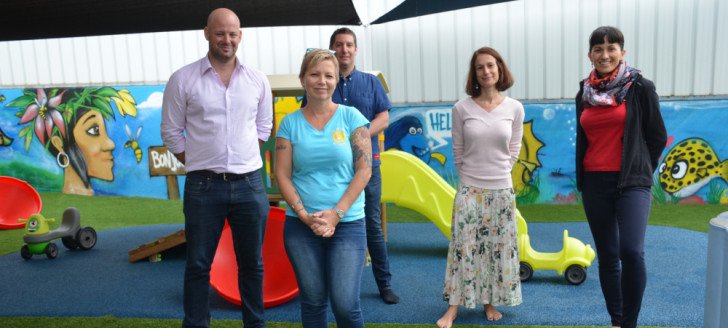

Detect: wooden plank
128,229,186,263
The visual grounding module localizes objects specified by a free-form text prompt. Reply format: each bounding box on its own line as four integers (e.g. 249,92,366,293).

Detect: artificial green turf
0,193,720,328
1,193,724,256
0,193,184,256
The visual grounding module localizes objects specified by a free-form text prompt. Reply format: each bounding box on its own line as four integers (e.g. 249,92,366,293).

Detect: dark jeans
182,171,270,328
283,216,367,328
364,166,393,292
582,171,651,328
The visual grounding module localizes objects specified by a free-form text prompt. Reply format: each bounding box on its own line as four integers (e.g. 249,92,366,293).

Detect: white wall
1,0,726,103
369,0,728,102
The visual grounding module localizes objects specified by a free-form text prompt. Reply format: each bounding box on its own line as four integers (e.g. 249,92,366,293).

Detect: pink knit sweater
451,96,524,189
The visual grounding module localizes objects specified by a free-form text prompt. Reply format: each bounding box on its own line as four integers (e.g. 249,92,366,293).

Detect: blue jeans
364,166,393,292
283,216,366,328
182,171,270,328
582,172,651,328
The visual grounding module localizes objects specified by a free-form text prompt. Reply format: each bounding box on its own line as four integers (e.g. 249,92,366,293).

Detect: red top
581,102,626,172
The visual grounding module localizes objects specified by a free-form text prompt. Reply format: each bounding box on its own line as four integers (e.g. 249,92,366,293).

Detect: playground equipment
380,150,455,238
18,207,97,260
210,206,298,308
0,176,42,229
516,210,595,285
128,229,186,262
380,149,595,284
129,206,297,307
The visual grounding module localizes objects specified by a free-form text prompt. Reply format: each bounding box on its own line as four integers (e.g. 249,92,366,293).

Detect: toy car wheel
62,237,79,250
565,264,587,285
46,243,59,259
519,262,533,282
21,245,32,260
77,227,97,250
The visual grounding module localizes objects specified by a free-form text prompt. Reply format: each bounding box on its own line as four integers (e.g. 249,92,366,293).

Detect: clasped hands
299,208,338,238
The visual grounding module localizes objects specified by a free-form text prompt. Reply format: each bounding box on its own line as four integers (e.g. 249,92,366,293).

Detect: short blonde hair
299,49,340,81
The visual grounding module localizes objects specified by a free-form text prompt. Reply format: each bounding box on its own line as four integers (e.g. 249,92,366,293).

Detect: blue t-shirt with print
276,105,370,222
302,69,391,167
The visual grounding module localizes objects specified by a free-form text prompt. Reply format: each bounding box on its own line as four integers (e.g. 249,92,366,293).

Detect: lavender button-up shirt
161,55,273,174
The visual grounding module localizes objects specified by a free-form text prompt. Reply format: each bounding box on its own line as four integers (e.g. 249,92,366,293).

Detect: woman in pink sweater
437,47,524,328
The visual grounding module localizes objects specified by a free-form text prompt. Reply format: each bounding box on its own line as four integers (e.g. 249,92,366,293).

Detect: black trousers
582,171,652,328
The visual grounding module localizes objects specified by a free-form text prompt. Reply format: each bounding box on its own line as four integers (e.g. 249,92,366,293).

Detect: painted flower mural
15,89,67,148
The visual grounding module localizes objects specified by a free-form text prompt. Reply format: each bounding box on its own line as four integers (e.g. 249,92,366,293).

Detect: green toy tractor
19,207,97,260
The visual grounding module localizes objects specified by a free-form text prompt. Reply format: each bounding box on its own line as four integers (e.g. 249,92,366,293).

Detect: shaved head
207,8,240,28
204,8,242,65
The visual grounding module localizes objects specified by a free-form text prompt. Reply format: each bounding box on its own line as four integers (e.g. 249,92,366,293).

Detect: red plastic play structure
0,176,42,229
210,206,298,308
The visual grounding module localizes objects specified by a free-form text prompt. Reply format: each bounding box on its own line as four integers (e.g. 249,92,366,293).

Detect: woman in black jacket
575,26,667,328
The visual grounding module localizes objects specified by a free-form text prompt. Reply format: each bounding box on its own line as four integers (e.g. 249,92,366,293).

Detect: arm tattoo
276,144,288,150
350,127,372,168
293,191,303,212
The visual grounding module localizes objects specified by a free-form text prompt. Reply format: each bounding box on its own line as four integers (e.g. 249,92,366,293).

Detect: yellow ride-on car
516,210,595,285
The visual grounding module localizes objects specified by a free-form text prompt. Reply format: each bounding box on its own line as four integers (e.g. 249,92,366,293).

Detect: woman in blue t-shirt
275,49,372,328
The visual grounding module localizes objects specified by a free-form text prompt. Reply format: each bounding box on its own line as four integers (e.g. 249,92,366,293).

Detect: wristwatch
334,207,345,219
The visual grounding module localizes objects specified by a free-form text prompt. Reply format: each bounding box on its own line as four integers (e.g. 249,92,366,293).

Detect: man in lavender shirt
160,8,273,328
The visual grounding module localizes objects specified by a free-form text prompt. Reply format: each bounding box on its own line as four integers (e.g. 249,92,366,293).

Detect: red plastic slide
0,176,42,229
210,206,299,307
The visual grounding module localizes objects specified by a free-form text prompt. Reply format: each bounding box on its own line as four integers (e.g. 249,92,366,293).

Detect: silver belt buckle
222,173,227,181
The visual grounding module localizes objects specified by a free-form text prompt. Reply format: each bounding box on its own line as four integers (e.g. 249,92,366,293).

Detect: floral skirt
442,183,522,308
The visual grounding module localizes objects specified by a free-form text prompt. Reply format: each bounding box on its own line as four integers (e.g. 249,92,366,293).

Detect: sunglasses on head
306,48,336,55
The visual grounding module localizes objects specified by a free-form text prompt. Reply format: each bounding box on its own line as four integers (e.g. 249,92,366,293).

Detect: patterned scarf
582,61,641,107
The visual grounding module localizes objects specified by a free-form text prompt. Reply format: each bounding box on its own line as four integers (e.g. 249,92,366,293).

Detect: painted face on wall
73,111,115,181
387,116,432,163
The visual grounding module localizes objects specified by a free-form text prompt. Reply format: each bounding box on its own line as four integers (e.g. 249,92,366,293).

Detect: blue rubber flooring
0,222,706,326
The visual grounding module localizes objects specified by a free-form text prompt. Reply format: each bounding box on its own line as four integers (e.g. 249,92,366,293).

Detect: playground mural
2,87,141,196
1,85,727,204
383,100,728,205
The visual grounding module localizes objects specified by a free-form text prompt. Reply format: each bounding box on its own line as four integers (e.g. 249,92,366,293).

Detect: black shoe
380,288,400,304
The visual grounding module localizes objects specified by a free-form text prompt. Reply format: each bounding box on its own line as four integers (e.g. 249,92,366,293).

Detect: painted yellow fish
658,138,728,198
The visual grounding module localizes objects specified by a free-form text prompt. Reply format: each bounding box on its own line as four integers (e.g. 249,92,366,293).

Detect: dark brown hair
465,47,514,96
329,27,357,49
589,26,624,51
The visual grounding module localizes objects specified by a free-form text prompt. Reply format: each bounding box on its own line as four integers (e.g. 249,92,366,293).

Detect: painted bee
124,124,143,163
